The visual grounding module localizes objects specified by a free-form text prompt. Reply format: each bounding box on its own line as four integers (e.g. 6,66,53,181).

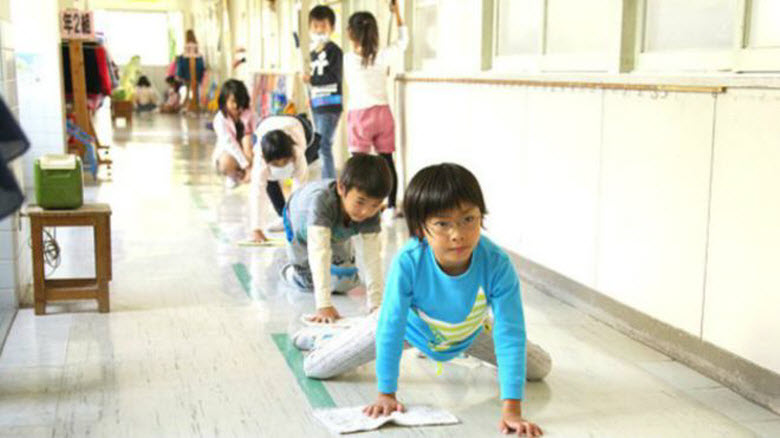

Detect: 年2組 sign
60,9,95,40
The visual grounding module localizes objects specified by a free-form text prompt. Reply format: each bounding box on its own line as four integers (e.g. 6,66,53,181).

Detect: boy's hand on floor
307,306,340,324
499,400,543,436
251,229,267,243
363,393,404,418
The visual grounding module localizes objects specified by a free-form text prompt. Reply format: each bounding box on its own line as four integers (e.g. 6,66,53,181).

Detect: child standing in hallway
303,5,343,180
281,154,392,324
293,163,550,437
344,4,408,224
212,79,258,189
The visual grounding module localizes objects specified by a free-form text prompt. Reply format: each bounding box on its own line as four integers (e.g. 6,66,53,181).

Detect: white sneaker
381,207,396,226
224,176,239,189
292,326,337,351
266,217,285,232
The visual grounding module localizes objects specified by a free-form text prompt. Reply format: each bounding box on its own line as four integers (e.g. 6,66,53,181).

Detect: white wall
400,80,780,375
704,89,780,373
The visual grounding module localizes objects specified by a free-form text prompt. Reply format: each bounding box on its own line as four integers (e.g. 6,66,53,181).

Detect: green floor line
207,222,230,243
190,188,207,210
271,333,336,409
232,263,251,297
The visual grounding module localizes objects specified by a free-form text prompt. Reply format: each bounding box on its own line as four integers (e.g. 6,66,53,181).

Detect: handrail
396,75,726,94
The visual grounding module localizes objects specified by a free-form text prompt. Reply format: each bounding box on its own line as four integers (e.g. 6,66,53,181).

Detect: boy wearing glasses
293,163,550,437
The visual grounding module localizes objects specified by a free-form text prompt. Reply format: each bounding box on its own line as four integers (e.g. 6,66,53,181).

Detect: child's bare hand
307,306,340,323
499,412,543,436
241,168,252,183
301,74,311,83
251,229,267,243
363,393,404,418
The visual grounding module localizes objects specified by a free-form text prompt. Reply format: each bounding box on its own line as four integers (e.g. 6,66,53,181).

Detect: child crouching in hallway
133,76,158,113
280,154,392,323
293,163,551,437
160,75,182,113
249,114,317,243
212,79,258,189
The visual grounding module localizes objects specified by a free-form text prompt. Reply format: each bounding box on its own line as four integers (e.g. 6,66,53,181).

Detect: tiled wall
15,0,66,191
0,16,22,341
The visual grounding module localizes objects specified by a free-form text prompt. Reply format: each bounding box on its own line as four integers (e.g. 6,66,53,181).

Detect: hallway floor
0,113,778,437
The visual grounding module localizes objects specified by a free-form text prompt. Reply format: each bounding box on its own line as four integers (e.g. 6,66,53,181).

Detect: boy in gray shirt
282,154,392,323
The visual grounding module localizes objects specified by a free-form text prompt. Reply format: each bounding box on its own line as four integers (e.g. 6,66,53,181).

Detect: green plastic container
34,154,84,209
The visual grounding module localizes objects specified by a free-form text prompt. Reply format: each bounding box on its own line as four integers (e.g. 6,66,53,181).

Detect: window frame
633,0,780,73
490,0,624,74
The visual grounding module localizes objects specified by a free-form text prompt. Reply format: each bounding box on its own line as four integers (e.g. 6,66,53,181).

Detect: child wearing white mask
249,115,315,243
302,5,343,180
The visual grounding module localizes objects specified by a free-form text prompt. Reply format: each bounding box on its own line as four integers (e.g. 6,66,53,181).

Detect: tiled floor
0,112,778,437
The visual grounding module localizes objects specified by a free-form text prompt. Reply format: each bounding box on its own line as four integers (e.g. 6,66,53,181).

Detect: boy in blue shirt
294,163,550,436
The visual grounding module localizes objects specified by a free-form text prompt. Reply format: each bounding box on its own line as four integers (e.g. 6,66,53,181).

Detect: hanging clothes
175,55,205,83
0,97,30,220
61,43,113,97
94,46,112,96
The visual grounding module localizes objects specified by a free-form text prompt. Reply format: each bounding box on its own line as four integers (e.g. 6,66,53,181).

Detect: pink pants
347,105,396,154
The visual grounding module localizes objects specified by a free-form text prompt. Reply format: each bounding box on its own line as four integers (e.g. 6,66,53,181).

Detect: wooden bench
25,204,112,315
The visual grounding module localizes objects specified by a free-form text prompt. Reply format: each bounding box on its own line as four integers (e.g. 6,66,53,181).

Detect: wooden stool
110,99,133,126
25,204,112,315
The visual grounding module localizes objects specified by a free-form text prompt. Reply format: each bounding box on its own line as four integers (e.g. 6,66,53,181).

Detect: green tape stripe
208,223,220,238
232,263,251,297
191,189,207,210
271,333,336,409
207,222,230,243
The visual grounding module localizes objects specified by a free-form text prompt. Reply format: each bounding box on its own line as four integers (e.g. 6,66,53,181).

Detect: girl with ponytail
344,2,408,224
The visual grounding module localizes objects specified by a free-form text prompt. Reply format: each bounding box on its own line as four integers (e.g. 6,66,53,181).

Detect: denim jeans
313,111,341,179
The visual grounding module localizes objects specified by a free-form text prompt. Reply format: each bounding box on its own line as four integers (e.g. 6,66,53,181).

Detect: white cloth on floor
313,404,459,434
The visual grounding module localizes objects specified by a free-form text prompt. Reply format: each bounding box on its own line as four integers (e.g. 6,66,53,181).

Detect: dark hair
339,154,392,199
136,76,151,87
348,12,378,67
403,163,487,240
218,79,250,115
261,130,295,162
186,29,197,44
165,75,179,86
309,5,336,27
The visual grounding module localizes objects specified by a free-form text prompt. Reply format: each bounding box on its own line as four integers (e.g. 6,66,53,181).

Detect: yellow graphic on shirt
416,289,488,352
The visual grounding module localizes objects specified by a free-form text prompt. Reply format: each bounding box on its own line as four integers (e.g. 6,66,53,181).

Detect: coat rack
64,38,112,175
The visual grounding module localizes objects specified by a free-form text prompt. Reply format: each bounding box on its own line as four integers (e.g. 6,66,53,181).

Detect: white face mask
310,33,329,49
269,162,295,181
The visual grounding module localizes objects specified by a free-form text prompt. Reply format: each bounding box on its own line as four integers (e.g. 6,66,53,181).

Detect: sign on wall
60,9,95,40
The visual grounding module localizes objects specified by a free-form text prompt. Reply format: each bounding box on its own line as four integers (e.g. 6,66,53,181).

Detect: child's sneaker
280,264,309,291
224,176,239,190
292,326,337,351
266,217,285,232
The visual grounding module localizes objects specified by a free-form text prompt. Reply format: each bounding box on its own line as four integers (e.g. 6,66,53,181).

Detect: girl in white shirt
344,3,408,223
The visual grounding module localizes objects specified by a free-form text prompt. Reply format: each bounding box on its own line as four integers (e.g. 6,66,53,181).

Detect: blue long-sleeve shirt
376,236,528,400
